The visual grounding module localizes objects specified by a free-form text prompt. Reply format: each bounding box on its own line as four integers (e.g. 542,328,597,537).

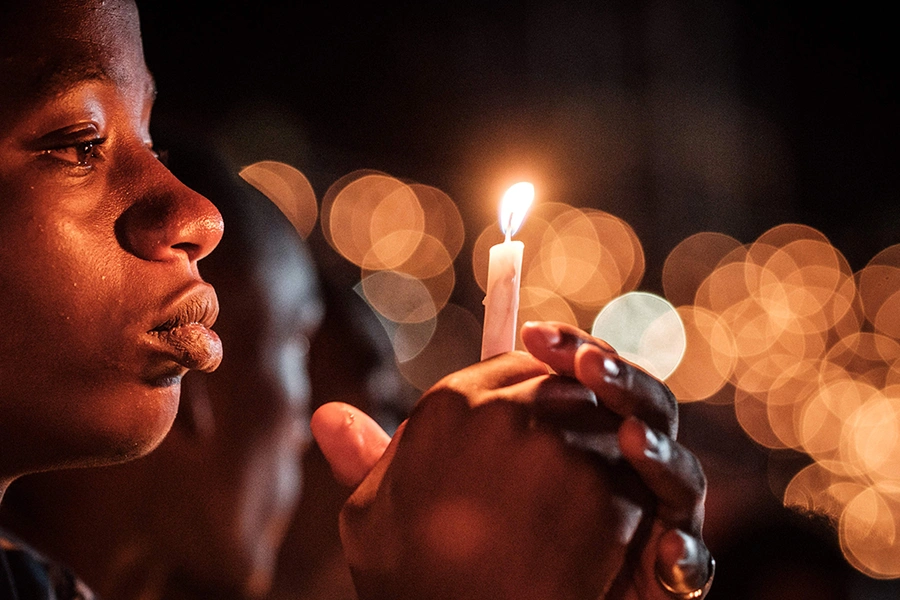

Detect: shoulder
0,529,97,600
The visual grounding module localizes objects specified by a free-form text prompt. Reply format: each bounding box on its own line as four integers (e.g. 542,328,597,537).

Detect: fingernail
655,531,714,596
524,321,560,347
602,356,620,380
640,421,671,462
580,343,622,382
642,423,661,459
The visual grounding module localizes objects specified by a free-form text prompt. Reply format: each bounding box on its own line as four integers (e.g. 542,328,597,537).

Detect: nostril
172,241,201,257
117,191,223,263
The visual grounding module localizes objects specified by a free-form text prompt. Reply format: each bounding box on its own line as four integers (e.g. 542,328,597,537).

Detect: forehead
0,0,150,116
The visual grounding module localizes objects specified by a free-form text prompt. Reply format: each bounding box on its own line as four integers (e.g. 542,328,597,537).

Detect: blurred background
135,1,899,597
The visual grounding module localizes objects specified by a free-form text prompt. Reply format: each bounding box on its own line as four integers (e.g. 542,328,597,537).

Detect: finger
520,321,615,378
460,374,606,433
310,402,392,487
654,528,715,599
521,321,677,436
618,417,706,531
509,375,631,439
492,373,597,410
434,350,550,400
576,343,678,437
399,375,616,464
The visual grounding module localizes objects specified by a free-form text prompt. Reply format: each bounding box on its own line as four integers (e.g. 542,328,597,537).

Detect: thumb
310,402,392,487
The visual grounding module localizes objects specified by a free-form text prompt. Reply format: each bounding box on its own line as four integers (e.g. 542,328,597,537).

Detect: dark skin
314,321,711,599
0,0,223,491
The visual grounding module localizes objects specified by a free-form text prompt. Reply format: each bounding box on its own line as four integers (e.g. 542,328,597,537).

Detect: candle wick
505,212,514,242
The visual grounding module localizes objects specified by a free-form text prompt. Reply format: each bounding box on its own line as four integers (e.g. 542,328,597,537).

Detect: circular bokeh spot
591,292,686,380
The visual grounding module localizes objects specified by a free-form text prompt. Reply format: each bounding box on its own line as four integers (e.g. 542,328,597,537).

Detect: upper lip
152,282,220,333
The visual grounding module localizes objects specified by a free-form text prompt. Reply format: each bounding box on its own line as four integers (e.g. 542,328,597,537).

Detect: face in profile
0,148,326,599
0,0,223,477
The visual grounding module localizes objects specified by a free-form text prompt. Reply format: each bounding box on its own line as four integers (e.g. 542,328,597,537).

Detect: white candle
481,182,534,360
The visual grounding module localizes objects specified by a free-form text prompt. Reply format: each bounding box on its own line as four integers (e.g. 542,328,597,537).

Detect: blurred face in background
134,154,325,596
148,207,323,597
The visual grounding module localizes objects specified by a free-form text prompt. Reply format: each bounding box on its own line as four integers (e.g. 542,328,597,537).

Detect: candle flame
499,182,534,239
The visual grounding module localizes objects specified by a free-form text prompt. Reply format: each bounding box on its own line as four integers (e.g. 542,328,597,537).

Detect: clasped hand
312,321,712,600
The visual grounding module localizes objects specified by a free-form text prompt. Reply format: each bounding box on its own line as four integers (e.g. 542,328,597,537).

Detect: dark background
135,0,898,297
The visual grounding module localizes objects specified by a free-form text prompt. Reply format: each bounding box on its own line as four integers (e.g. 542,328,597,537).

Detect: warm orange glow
660,221,900,578
239,160,318,238
663,232,742,307
842,394,900,479
840,486,900,578
517,287,578,349
318,170,470,367
860,264,900,335
329,174,424,269
499,182,534,237
665,306,735,402
541,208,602,299
875,289,900,339
319,168,386,250
409,183,466,261
473,203,644,332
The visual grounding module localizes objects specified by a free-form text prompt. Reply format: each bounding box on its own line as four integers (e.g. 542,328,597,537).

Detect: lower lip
154,324,223,372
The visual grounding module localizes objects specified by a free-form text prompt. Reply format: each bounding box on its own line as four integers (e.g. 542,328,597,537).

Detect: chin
66,380,182,469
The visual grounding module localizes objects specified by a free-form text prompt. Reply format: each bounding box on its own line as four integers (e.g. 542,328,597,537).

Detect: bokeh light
320,171,473,369
664,306,736,402
591,292,686,380
474,202,646,332
663,222,900,578
239,160,318,238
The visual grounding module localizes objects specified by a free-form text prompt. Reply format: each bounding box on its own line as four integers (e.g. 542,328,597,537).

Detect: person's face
147,221,324,598
0,0,223,477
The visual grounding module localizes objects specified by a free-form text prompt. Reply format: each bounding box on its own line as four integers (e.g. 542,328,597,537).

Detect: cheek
0,201,173,467
0,192,127,325
0,235,135,376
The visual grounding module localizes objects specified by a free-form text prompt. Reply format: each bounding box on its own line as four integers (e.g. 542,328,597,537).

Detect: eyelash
42,138,107,172
40,139,169,172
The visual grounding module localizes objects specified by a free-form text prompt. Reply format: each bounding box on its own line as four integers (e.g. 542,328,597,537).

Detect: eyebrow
17,54,157,105
40,64,112,97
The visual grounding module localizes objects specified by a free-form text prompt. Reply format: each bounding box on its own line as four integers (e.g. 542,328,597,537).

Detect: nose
117,163,224,264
